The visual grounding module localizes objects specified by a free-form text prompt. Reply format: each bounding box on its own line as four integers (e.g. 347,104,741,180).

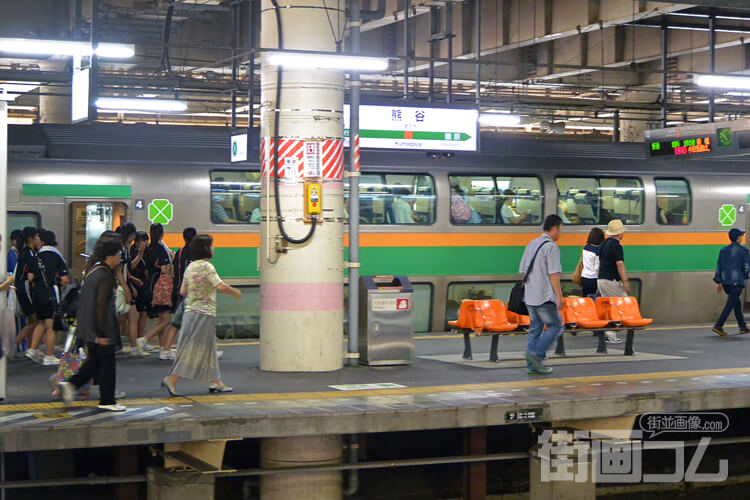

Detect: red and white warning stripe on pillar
260,138,344,180
354,134,360,172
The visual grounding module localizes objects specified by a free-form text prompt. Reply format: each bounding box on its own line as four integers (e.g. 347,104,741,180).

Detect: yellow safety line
4,366,750,413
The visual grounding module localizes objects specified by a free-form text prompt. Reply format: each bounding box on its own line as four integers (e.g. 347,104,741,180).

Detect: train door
69,201,128,278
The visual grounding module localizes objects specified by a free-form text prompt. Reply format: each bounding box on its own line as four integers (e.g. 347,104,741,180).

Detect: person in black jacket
58,234,126,412
14,227,42,359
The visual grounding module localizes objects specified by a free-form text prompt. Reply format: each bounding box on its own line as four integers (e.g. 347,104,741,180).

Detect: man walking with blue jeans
713,228,750,336
520,214,564,375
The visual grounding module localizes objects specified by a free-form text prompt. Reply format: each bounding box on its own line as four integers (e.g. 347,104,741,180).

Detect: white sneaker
208,383,233,393
216,350,224,360
58,381,75,407
25,349,43,364
159,350,175,361
129,348,149,358
42,355,60,366
98,404,127,412
605,332,623,344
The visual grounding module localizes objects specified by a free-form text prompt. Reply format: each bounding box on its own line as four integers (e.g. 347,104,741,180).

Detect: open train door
68,201,128,279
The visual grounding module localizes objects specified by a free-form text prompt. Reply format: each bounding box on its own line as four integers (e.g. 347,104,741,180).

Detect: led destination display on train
650,136,712,157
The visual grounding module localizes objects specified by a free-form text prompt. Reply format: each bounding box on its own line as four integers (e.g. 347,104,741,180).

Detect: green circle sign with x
148,199,174,225
719,204,736,227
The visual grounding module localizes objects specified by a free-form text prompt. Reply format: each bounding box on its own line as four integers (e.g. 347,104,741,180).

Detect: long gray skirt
169,310,220,383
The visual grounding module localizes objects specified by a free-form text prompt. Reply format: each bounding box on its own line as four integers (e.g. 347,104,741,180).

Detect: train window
561,279,642,302
216,285,259,338
556,177,643,225
448,176,543,225
445,281,515,328
655,179,691,225
8,211,40,231
210,170,261,224
344,282,432,333
344,174,435,225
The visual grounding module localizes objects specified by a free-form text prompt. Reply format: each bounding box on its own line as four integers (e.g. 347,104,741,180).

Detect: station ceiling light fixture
694,74,750,90
478,113,521,127
266,52,389,72
0,38,134,59
95,97,188,112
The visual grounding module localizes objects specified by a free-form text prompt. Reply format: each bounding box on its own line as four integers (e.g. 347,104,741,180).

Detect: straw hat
606,219,626,236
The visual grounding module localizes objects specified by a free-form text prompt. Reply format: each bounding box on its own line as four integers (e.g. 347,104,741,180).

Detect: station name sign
344,104,478,152
649,136,712,157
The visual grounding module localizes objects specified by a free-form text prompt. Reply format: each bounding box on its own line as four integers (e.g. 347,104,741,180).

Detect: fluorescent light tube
95,43,135,58
266,52,389,72
695,74,750,90
478,113,521,127
0,38,134,59
95,97,188,112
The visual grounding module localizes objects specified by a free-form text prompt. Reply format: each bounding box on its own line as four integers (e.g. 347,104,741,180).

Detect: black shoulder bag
507,241,549,316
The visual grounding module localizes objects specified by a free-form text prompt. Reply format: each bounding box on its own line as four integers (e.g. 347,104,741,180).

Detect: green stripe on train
23,184,132,198
209,244,723,279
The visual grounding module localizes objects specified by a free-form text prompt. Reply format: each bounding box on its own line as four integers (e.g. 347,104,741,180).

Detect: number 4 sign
135,199,145,210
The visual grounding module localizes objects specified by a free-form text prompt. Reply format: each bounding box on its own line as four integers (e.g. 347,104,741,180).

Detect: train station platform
1,325,749,453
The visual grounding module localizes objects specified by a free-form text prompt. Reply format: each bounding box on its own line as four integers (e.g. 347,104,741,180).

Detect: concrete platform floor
1,325,749,453
4,324,748,403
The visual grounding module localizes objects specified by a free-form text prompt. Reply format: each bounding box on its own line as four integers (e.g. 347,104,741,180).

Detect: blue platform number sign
134,199,145,210
148,199,174,225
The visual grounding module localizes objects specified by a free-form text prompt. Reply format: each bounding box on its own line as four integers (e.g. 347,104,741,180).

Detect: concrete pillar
39,85,72,124
259,0,346,372
260,435,343,500
147,466,215,500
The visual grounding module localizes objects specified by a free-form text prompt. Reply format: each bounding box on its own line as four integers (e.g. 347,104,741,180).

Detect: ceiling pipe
361,0,385,22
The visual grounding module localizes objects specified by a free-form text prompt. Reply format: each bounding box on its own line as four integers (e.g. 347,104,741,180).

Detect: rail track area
0,325,749,453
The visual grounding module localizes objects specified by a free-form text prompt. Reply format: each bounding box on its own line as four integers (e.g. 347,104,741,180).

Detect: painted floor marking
329,383,407,391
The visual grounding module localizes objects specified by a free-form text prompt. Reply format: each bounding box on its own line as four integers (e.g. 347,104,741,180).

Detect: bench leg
489,335,499,363
555,335,566,356
463,332,473,360
624,329,635,356
596,332,608,354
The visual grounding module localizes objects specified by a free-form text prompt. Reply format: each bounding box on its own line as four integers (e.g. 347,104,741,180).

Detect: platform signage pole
0,101,7,401
347,0,361,366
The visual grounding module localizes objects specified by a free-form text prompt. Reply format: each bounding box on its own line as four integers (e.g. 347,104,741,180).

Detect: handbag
151,246,174,308
572,252,584,285
508,241,550,316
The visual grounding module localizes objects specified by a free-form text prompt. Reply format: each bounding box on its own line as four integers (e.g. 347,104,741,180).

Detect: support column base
147,466,215,500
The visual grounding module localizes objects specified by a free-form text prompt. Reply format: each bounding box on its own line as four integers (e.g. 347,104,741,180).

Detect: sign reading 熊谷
344,104,478,152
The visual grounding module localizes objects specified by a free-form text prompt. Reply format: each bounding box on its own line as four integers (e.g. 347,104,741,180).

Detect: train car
7,125,750,336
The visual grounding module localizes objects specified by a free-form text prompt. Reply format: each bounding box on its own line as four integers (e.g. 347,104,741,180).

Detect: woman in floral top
161,234,241,396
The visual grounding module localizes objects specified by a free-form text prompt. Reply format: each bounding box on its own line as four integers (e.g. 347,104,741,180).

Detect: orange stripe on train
165,232,728,248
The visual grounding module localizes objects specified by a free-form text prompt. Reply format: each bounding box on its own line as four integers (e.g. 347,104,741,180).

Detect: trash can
358,275,414,366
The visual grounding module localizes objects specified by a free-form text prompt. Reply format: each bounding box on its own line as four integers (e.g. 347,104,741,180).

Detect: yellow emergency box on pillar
305,181,322,219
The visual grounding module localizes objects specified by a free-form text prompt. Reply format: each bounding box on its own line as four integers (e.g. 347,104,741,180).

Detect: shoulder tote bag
572,251,584,285
507,241,549,316
151,245,174,308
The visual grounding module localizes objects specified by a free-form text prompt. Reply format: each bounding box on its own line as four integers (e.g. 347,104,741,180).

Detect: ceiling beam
666,1,750,9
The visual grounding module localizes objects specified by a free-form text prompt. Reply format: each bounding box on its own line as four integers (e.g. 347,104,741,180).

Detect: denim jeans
527,302,564,368
715,284,747,330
